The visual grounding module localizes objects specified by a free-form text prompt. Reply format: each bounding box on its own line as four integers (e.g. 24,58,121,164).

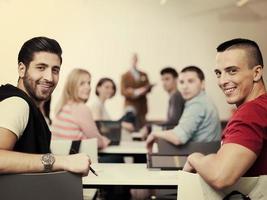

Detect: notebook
95,120,121,146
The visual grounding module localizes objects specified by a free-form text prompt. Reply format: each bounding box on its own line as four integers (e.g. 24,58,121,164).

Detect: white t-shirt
0,97,29,138
90,98,111,120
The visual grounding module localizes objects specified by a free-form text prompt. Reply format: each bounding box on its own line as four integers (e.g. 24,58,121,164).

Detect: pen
90,166,98,176
70,148,98,176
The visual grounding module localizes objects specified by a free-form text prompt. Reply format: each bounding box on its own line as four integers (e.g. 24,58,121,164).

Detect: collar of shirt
130,67,140,81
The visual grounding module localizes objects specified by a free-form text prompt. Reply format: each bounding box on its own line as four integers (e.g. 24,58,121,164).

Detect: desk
99,141,158,156
83,163,179,189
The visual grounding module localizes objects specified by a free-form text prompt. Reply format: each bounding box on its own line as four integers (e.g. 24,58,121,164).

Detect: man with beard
0,37,90,176
183,38,267,189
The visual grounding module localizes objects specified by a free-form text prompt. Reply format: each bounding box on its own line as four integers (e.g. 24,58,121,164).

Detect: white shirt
90,98,111,120
0,97,29,138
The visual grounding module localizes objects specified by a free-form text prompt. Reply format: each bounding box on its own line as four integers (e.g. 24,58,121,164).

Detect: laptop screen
95,120,121,145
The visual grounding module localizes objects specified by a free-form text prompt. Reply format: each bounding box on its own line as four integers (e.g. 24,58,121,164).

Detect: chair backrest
157,139,221,156
177,171,267,200
0,171,83,200
50,138,98,163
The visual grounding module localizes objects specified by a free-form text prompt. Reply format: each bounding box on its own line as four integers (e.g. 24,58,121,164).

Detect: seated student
160,67,185,127
51,68,110,149
183,38,267,189
146,66,221,153
139,67,185,138
0,37,90,175
90,77,135,131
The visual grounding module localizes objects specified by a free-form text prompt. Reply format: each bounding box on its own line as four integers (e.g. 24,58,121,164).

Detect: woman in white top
91,78,134,131
91,78,115,120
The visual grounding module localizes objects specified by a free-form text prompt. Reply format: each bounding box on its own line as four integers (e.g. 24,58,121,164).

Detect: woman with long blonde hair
51,68,110,149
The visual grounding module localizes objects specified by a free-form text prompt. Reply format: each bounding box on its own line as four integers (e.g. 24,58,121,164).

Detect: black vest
0,84,51,153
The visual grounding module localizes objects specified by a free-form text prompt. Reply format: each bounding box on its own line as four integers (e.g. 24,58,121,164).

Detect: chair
50,138,98,199
50,138,98,163
177,171,267,200
157,139,221,156
0,171,83,200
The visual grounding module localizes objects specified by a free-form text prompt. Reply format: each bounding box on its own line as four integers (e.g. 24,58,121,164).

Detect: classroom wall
0,0,266,120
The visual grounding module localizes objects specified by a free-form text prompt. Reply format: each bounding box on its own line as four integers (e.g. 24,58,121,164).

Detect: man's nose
218,72,229,87
43,69,53,82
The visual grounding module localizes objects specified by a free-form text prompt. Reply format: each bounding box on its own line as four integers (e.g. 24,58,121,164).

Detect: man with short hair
183,38,267,189
160,67,185,127
146,66,221,152
0,37,90,175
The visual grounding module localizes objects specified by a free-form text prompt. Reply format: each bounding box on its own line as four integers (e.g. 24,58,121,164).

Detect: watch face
42,154,55,165
41,153,55,172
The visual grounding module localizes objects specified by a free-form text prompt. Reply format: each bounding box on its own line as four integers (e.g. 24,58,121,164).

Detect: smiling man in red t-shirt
183,38,267,189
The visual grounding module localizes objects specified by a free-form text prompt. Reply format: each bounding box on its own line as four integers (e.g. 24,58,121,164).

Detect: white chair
50,138,98,199
50,138,98,163
177,171,267,200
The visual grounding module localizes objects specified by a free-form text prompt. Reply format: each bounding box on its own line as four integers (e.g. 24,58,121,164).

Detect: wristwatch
41,153,55,172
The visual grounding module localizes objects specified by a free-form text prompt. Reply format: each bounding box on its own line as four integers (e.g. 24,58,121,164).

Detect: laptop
95,120,121,146
147,154,187,170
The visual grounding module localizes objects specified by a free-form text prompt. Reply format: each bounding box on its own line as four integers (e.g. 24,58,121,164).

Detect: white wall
0,0,266,120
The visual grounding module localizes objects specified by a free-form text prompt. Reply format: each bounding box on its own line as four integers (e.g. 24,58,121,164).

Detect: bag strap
223,190,251,200
69,140,81,154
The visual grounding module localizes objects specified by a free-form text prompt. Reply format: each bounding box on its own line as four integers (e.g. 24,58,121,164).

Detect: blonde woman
51,68,110,149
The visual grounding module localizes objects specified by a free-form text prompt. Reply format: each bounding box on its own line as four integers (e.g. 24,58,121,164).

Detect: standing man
146,66,221,152
183,38,267,189
121,53,153,129
0,37,90,175
160,67,185,127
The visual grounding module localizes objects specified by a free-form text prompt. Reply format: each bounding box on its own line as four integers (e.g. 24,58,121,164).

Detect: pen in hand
90,166,98,176
70,148,98,176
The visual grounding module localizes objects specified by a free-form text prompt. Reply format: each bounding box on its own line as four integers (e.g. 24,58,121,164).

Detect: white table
83,163,179,189
99,141,158,156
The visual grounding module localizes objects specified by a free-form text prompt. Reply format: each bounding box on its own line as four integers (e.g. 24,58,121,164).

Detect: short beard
23,74,48,103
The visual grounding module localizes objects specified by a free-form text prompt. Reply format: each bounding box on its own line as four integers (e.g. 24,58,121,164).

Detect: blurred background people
51,68,110,149
90,77,134,131
139,67,185,139
91,77,115,120
160,67,185,127
121,53,154,130
146,66,221,153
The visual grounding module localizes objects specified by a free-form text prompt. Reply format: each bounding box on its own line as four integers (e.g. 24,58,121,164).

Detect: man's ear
253,65,263,82
18,62,26,78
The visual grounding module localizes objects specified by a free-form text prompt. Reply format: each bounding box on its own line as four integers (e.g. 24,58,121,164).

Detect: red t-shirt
222,93,267,177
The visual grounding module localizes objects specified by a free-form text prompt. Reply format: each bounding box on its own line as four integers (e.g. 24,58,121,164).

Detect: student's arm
0,127,91,176
146,102,203,152
0,97,91,176
146,130,182,153
74,103,110,149
172,102,205,144
121,73,151,99
184,143,257,189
